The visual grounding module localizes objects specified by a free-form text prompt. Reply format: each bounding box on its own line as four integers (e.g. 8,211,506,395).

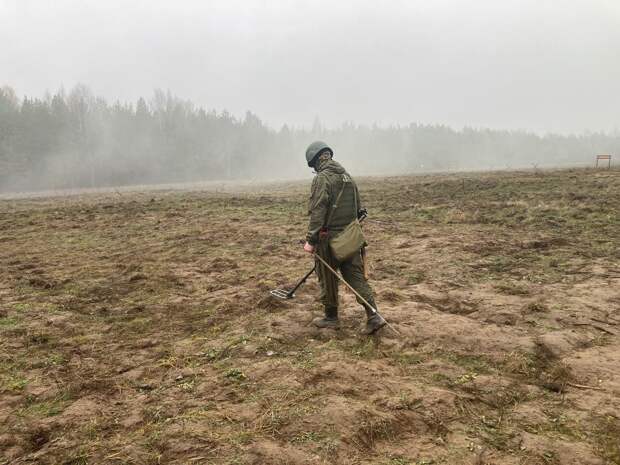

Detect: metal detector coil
270,265,316,300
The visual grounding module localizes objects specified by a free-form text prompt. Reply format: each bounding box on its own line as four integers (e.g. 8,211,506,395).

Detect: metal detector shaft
270,264,315,299
313,253,400,336
288,265,315,296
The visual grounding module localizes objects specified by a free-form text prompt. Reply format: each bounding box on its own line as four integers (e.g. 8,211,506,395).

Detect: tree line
0,84,618,192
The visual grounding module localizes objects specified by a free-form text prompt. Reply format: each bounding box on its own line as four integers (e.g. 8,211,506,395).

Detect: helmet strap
315,151,332,171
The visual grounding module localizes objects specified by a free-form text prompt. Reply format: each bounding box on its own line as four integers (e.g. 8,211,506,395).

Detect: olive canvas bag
325,174,366,262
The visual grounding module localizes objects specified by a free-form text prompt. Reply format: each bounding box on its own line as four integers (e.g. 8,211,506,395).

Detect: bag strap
325,173,356,228
352,179,358,218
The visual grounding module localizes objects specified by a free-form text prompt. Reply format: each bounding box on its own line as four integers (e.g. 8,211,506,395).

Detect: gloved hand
303,242,315,254
357,208,368,220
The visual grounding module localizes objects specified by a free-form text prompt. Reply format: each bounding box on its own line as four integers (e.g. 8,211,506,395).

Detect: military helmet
305,141,333,167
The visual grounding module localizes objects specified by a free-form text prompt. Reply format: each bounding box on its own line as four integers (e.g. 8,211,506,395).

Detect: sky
2,0,620,134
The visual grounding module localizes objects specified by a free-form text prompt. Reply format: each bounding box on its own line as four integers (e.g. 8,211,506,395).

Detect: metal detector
270,265,316,300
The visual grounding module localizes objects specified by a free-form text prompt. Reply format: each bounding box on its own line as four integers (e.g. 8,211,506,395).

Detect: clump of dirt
256,295,289,311
523,301,549,314
127,272,147,282
532,340,575,392
120,263,142,274
28,427,50,451
494,281,531,296
540,362,574,393
413,291,478,315
593,415,620,464
379,288,405,303
208,257,239,272
502,351,535,376
350,409,405,450
25,276,56,289
522,237,569,250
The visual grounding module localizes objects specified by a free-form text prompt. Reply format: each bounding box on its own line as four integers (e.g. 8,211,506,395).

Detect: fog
1,0,619,192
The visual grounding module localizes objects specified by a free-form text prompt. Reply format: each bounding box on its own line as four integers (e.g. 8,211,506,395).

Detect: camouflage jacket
306,159,363,245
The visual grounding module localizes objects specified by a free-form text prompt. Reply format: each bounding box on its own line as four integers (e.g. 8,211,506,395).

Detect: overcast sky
2,0,619,134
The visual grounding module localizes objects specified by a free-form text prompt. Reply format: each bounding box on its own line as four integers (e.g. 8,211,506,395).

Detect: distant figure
302,141,386,335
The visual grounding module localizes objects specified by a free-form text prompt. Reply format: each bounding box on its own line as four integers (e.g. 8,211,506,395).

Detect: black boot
312,306,340,329
361,305,386,335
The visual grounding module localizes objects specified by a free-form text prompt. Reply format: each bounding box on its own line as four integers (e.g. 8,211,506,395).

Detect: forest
1,84,618,192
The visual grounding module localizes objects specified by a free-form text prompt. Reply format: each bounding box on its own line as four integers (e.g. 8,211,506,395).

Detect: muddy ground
1,168,619,465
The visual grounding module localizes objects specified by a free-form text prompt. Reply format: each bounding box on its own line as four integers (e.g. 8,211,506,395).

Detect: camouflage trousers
315,240,376,314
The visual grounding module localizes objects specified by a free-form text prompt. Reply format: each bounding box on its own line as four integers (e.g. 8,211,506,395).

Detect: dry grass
0,167,619,465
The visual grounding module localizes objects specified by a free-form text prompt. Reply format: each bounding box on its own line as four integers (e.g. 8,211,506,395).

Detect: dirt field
1,168,619,465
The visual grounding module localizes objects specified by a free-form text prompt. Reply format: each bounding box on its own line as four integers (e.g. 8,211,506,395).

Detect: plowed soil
1,168,619,465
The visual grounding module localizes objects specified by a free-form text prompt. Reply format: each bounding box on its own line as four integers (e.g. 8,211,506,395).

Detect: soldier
302,141,386,335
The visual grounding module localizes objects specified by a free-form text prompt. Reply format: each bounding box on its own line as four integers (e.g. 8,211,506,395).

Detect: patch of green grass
589,334,612,348
229,430,254,445
441,351,495,374
143,425,164,450
391,351,426,367
485,255,518,274
176,376,196,392
291,431,324,443
452,372,478,386
46,353,67,366
380,457,412,465
28,331,51,344
12,302,33,311
522,410,587,442
351,338,378,358
430,372,452,386
62,454,89,465
204,334,251,361
13,282,39,295
225,457,244,465
224,368,246,382
501,351,538,377
3,375,28,392
0,354,26,375
0,316,19,328
126,316,151,332
494,281,530,295
292,348,316,369
396,391,423,410
255,404,290,437
80,417,105,441
143,405,174,424
407,271,426,285
18,397,67,417
355,409,399,449
470,420,519,453
316,436,339,455
593,415,620,464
